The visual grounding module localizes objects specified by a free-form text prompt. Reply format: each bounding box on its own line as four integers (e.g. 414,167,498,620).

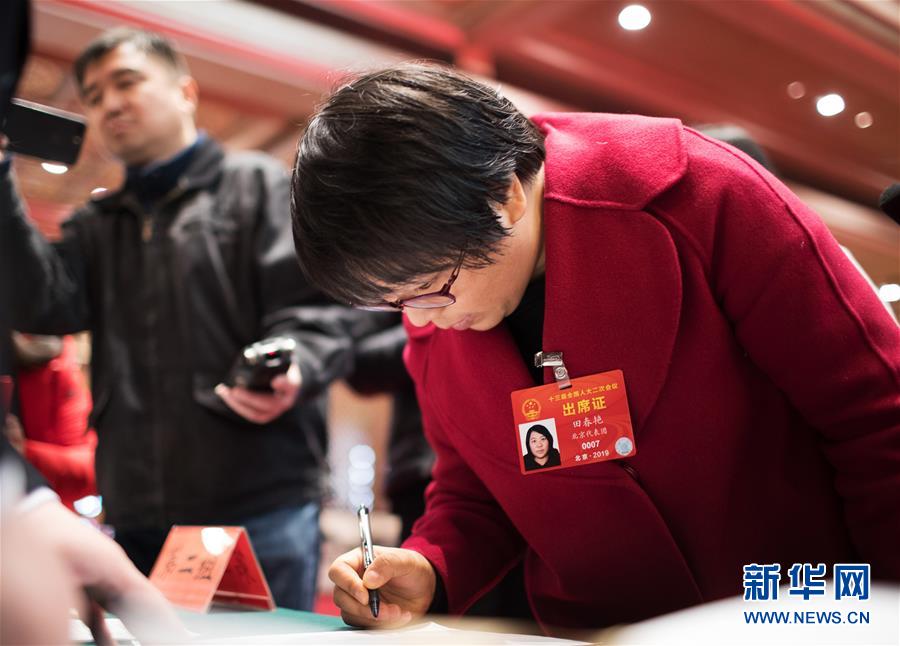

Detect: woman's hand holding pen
328,546,436,628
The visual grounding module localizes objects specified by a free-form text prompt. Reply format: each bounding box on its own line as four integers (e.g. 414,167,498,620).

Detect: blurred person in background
292,64,900,631
4,332,98,510
1,5,186,642
1,26,356,611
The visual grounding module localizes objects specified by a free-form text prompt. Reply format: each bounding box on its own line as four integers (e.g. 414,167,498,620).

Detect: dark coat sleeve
0,162,92,335
248,158,357,401
344,313,413,395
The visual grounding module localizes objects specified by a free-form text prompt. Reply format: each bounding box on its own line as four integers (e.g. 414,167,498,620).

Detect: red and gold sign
149,526,275,612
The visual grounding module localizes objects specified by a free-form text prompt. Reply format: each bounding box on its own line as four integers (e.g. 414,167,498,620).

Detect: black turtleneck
124,133,205,210
505,276,546,385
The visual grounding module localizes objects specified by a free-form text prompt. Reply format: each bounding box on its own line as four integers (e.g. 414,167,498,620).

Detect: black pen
357,505,380,618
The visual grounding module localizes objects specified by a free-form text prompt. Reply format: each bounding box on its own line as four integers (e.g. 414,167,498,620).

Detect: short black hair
74,27,187,91
291,62,545,306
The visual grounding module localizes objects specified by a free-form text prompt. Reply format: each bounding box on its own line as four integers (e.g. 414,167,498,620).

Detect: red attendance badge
511,368,636,475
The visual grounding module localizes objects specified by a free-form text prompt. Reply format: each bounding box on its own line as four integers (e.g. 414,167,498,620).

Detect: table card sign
149,526,275,612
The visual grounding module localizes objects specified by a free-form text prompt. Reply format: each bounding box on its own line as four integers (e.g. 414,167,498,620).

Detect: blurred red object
16,335,97,509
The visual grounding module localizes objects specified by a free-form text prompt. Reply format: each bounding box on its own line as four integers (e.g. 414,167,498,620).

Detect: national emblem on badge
522,398,541,421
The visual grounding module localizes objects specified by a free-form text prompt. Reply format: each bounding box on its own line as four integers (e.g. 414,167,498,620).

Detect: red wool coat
402,113,900,631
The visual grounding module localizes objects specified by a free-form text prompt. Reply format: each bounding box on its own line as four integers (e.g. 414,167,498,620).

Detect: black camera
226,336,296,392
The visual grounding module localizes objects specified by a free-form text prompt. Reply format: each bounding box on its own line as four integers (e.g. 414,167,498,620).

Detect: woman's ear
498,175,528,228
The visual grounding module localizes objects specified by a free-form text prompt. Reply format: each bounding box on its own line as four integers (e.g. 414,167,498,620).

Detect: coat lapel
534,111,687,433
542,202,682,432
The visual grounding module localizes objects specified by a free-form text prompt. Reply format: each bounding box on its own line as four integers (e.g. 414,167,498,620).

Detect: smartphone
1,98,86,165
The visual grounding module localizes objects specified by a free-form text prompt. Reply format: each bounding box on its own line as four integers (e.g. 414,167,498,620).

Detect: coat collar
532,112,687,211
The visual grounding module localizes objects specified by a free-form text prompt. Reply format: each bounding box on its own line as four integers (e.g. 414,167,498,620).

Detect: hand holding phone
217,337,302,424
225,336,297,392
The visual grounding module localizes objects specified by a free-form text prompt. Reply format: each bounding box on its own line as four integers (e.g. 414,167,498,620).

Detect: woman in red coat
291,64,899,632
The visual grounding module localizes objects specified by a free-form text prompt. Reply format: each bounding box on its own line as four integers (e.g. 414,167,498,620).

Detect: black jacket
523,449,561,471
0,0,30,380
1,138,355,528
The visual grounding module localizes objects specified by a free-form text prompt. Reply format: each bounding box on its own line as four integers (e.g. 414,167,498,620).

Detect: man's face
529,432,549,459
80,42,195,166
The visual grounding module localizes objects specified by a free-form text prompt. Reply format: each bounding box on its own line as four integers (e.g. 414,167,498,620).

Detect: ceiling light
878,283,900,303
816,94,845,117
40,162,68,174
786,82,806,99
618,5,652,31
91,187,107,196
854,112,874,129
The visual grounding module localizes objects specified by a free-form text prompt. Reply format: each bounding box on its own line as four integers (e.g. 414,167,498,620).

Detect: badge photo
519,419,563,472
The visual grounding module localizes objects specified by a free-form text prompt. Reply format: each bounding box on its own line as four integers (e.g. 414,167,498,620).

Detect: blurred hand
1,501,74,645
215,362,301,424
329,546,436,628
22,501,189,644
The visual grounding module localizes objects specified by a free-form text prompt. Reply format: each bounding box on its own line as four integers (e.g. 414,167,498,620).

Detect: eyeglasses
355,251,465,312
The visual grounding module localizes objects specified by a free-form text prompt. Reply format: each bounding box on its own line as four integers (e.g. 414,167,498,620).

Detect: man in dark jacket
1,7,185,642
0,27,353,610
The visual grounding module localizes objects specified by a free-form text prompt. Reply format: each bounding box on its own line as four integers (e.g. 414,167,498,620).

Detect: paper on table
69,617,200,644
197,621,588,645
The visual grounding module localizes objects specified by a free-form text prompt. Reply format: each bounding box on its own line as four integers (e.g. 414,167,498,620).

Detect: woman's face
396,170,545,333
529,432,549,459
